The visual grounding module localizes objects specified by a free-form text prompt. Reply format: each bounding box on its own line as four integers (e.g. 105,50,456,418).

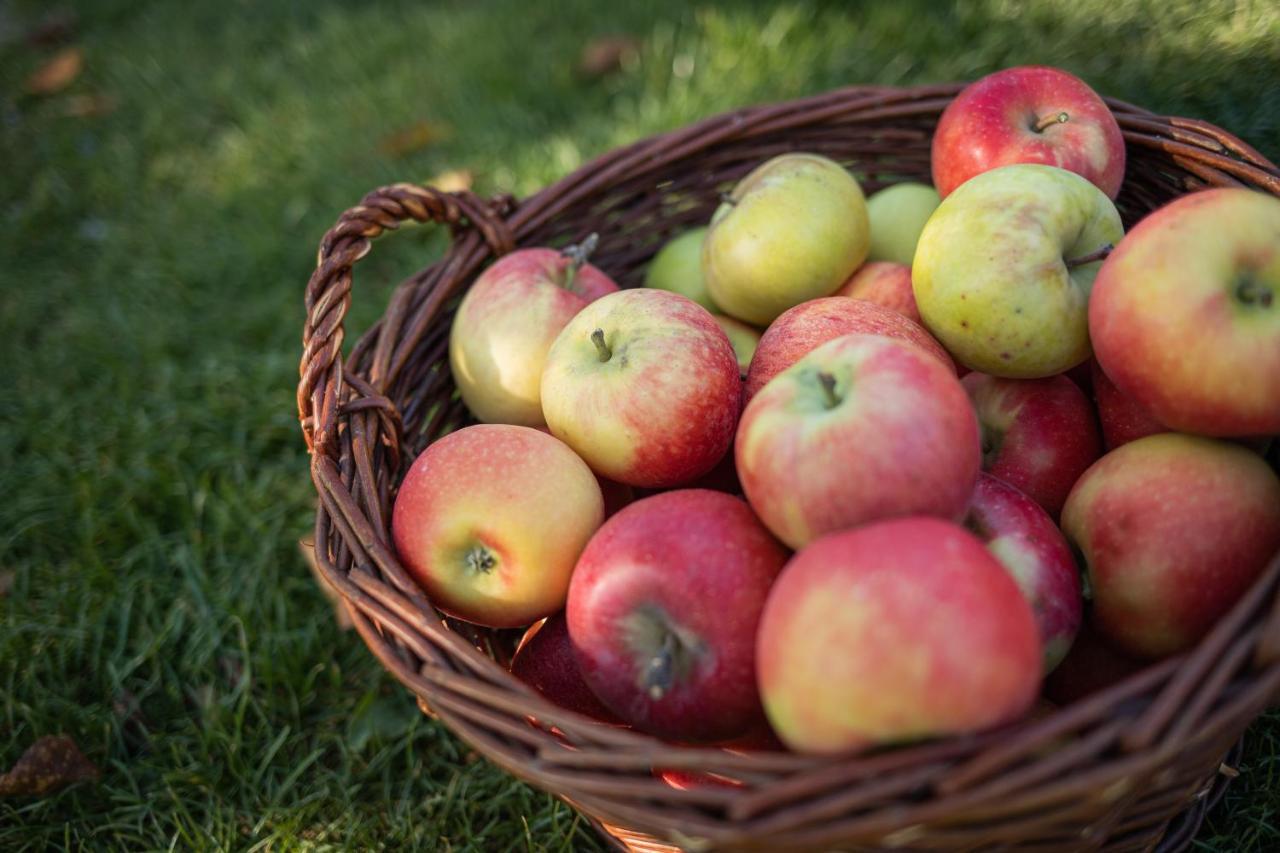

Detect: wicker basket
298,83,1280,852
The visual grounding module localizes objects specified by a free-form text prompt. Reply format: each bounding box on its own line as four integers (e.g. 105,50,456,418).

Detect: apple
1043,622,1147,705
737,333,980,549
864,182,941,265
757,517,1041,754
964,473,1082,671
541,289,740,488
712,314,762,377
511,613,620,723
566,490,788,741
1062,433,1280,658
449,240,618,426
391,425,604,628
1089,188,1280,437
644,227,717,311
835,261,921,324
931,65,1126,200
744,296,953,401
913,164,1124,377
963,372,1102,519
704,153,870,325
1091,359,1166,450
653,728,783,790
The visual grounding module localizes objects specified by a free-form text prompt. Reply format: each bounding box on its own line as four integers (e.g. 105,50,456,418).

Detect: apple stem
560,232,599,271
641,632,677,701
817,371,841,409
1066,244,1113,269
1237,276,1274,308
590,328,612,362
1034,111,1070,133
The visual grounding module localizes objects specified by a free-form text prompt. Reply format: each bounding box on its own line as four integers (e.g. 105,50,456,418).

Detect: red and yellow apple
864,182,941,266
1062,433,1280,658
737,333,980,549
541,289,740,488
1089,188,1280,436
835,261,921,324
1091,359,1166,450
511,613,620,723
757,517,1041,754
391,425,604,628
644,227,717,311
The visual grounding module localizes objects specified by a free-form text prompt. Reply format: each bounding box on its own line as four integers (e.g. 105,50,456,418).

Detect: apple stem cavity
817,371,841,409
463,545,497,576
1033,111,1070,133
1236,275,1274,308
641,632,678,701
1066,244,1113,269
590,328,612,362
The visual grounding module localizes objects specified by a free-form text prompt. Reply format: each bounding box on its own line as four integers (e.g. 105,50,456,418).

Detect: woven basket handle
298,183,515,457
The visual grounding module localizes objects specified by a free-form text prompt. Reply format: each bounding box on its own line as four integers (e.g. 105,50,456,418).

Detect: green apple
712,314,761,376
644,227,717,311
913,164,1123,378
704,153,869,326
866,182,941,265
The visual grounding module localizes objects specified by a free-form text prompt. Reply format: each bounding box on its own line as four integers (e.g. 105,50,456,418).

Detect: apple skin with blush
511,613,620,724
1091,359,1167,450
566,490,788,742
836,261,921,324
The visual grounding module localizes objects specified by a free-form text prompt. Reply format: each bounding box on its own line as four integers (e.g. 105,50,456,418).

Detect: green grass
2,0,1278,849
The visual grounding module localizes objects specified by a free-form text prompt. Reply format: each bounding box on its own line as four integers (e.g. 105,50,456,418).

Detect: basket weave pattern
299,84,1280,851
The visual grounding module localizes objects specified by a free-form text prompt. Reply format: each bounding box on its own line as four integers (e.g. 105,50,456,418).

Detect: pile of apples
391,66,1280,759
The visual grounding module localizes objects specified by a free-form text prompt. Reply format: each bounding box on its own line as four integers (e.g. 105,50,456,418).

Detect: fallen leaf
300,536,353,631
427,169,473,193
0,736,99,797
26,10,79,47
379,119,452,158
577,35,640,79
24,46,82,96
61,93,117,118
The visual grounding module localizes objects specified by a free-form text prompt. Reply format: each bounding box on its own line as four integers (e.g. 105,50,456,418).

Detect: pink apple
541,289,741,488
744,296,953,401
449,243,618,426
964,473,1082,671
963,372,1101,519
566,490,788,741
836,261,921,324
738,333,980,549
1089,188,1280,436
931,66,1125,200
1091,359,1166,450
391,425,604,628
1062,433,1280,658
511,613,620,723
757,517,1041,754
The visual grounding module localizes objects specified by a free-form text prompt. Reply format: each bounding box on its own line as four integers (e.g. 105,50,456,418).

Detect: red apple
1089,188,1280,437
964,372,1102,519
835,261,921,324
964,473,1082,671
744,296,953,401
1091,359,1166,450
511,614,620,723
566,490,788,742
757,517,1041,754
449,243,618,426
1062,433,1280,658
541,289,741,488
1043,622,1147,705
738,334,980,549
931,66,1125,200
391,425,604,628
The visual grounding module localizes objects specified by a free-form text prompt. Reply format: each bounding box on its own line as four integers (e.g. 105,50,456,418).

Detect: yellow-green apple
511,613,620,723
644,227,717,311
1091,360,1166,450
963,372,1102,519
744,296,953,401
964,473,1082,671
835,261,921,324
737,334,980,549
703,153,869,325
1062,433,1280,658
391,425,604,628
1089,188,1280,436
914,164,1124,377
449,241,618,426
757,517,1041,754
931,66,1125,200
541,289,740,488
712,314,761,377
865,182,941,265
1043,622,1146,705
566,490,788,741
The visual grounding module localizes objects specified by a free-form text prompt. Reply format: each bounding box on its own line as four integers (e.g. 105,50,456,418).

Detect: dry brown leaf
61,93,117,118
578,35,640,79
379,119,452,158
427,169,473,193
300,536,353,631
24,46,82,96
0,736,99,797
